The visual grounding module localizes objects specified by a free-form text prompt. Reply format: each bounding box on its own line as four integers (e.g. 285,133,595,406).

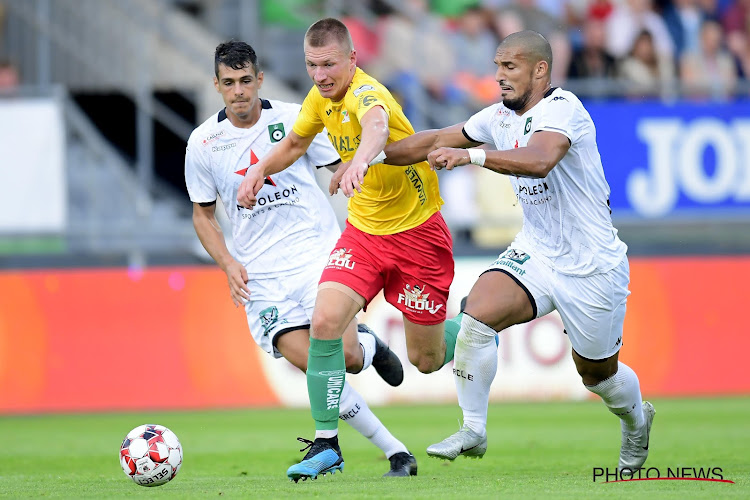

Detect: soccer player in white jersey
377,30,654,474
185,41,417,477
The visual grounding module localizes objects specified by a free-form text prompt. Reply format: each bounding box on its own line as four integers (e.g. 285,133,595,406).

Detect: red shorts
320,211,454,325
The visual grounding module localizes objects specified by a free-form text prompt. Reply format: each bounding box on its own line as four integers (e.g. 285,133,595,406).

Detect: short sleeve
306,128,341,167
184,136,216,204
351,86,391,122
536,95,577,144
293,89,325,138
463,104,500,145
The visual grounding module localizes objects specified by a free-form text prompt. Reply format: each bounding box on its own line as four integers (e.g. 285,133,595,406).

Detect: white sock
357,328,376,372
586,361,645,432
339,382,408,458
314,429,338,439
455,314,498,437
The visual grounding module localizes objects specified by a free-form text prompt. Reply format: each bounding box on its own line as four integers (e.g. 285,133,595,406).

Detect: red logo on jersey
514,139,519,149
235,150,275,185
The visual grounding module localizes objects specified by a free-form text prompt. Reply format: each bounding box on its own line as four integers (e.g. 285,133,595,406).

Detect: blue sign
584,99,750,219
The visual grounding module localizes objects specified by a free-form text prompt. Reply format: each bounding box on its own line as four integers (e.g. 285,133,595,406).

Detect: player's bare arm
429,130,570,177
328,160,350,196
236,130,315,208
192,203,250,307
383,122,480,165
339,105,390,197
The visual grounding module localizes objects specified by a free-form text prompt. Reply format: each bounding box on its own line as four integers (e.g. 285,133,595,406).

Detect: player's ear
213,76,220,93
257,71,264,89
536,60,548,80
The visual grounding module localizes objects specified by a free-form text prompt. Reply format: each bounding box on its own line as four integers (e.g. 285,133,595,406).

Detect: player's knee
408,351,441,374
310,308,345,339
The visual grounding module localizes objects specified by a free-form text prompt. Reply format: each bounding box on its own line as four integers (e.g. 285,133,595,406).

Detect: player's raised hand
237,166,266,209
329,161,351,196
340,160,370,198
427,147,471,171
224,259,250,307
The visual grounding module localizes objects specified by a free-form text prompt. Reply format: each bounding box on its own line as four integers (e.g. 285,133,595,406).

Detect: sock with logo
586,361,645,432
454,313,498,436
442,313,463,366
357,327,376,372
308,337,345,434
339,382,408,458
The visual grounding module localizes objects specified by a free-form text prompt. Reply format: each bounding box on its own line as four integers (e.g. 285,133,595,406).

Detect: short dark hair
214,40,259,77
304,18,353,52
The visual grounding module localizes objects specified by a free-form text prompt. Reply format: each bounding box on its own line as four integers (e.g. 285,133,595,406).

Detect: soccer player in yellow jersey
236,18,462,481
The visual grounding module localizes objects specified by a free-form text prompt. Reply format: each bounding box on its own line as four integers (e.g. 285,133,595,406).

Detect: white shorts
244,266,321,358
486,246,630,360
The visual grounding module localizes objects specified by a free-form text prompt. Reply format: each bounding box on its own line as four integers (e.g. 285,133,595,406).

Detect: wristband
369,150,387,166
468,148,486,167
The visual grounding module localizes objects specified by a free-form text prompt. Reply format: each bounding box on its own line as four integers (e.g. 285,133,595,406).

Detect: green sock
307,337,345,431
442,313,463,366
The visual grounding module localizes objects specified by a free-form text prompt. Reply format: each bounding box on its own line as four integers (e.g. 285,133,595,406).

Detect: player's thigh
244,284,312,359
275,328,311,372
382,212,454,325
311,283,365,340
554,258,630,361
475,247,554,331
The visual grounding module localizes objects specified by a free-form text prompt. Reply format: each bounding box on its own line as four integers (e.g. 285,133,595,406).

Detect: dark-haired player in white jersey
379,30,654,475
185,40,416,477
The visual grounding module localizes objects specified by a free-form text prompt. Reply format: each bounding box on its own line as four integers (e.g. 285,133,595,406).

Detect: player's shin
339,382,408,458
307,337,346,438
455,314,498,436
586,361,645,431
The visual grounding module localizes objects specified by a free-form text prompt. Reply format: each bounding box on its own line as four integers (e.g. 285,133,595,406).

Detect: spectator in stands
567,18,618,80
449,4,501,108
679,18,737,98
605,0,674,62
662,0,707,60
365,0,456,129
618,29,676,96
721,0,750,77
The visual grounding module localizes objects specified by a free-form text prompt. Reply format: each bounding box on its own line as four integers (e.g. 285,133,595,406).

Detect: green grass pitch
0,398,747,499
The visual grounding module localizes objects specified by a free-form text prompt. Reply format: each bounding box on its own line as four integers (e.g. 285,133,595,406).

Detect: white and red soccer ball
120,424,183,487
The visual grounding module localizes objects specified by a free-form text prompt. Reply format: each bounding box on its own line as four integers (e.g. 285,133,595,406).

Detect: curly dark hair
214,40,260,77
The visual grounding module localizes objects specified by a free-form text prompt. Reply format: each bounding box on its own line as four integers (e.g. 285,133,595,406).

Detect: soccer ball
119,424,183,487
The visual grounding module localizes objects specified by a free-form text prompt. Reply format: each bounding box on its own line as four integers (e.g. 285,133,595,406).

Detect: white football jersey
464,88,627,275
185,99,342,278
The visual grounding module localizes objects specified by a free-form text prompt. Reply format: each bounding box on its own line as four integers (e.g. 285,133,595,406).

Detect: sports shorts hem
271,324,311,349
482,268,538,319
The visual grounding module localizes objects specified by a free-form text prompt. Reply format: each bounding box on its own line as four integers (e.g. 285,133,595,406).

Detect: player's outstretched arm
383,122,480,166
481,130,570,178
339,106,390,197
192,203,250,307
237,130,315,208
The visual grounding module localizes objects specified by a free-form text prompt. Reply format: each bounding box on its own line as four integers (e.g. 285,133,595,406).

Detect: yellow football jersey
293,68,443,235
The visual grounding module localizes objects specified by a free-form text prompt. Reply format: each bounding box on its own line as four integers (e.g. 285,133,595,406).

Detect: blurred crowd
343,0,747,130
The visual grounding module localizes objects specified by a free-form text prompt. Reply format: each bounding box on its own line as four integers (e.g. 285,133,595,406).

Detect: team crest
268,123,285,143
327,248,355,269
341,110,350,124
504,249,530,264
524,117,533,135
259,306,288,336
397,284,444,315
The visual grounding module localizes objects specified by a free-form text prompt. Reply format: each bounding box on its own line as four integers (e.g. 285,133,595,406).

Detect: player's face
304,41,356,102
214,63,263,121
494,46,534,112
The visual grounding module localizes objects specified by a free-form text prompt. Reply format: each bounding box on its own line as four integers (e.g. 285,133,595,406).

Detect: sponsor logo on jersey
359,94,377,108
268,122,285,143
524,117,533,135
404,165,427,206
352,84,375,97
211,142,236,152
326,248,355,270
202,130,225,145
342,110,350,124
397,284,444,315
327,132,360,153
551,96,567,102
492,249,529,275
259,306,288,336
504,249,530,264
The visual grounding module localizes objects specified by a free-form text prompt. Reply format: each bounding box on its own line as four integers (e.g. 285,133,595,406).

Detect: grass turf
0,397,747,499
